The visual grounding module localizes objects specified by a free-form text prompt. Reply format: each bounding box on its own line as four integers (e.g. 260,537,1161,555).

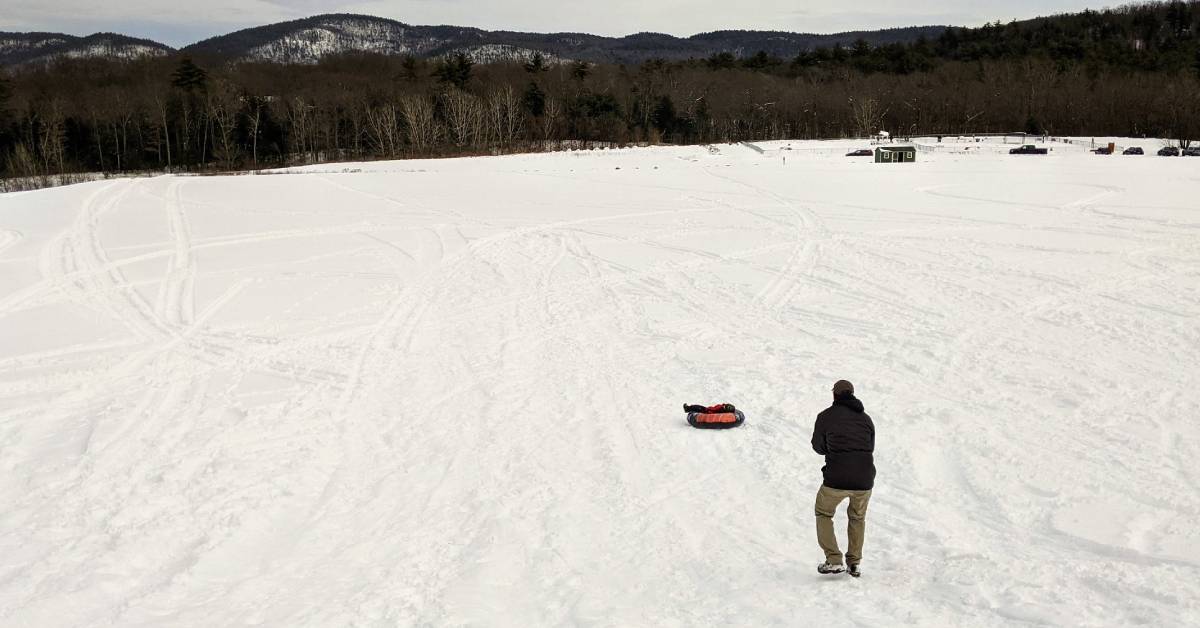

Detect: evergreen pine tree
792,51,816,69
570,61,591,81
706,52,737,70
1024,115,1042,135
522,82,546,117
523,52,550,74
170,57,208,91
742,51,780,71
1166,1,1192,38
651,95,677,138
399,56,421,82
435,53,474,88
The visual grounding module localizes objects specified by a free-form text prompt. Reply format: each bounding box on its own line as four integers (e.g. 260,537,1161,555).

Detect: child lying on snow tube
684,403,745,429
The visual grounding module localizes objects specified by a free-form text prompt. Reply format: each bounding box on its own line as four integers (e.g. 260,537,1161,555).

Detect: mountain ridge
180,13,948,64
1,14,947,66
0,31,173,66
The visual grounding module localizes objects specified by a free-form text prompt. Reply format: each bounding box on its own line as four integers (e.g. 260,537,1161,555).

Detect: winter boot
848,564,861,578
817,562,845,575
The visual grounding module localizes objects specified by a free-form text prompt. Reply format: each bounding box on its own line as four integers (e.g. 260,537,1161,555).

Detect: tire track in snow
12,180,159,338
0,222,413,317
336,205,732,415
5,176,373,397
0,179,256,622
156,178,197,326
273,184,747,620
702,168,830,312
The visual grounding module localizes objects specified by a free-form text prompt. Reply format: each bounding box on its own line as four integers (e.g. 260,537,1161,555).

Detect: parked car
1158,146,1180,156
1185,147,1200,157
1093,146,1114,155
1122,147,1144,155
1010,145,1049,155
846,149,873,157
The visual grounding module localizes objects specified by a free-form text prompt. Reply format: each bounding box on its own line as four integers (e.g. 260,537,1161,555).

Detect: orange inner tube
693,412,739,424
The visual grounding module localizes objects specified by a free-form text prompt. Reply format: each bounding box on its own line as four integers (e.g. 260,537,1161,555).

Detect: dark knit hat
832,380,855,396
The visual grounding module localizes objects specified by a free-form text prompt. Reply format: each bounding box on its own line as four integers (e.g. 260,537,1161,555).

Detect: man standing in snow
812,380,876,577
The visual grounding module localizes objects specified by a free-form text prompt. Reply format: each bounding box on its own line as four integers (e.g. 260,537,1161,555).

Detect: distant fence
910,133,1063,156
1045,136,1136,154
911,134,1143,155
911,142,1017,155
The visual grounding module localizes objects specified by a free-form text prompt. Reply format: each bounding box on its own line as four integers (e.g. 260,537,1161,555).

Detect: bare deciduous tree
442,89,484,148
541,96,562,142
849,96,888,137
400,95,438,153
365,102,401,157
487,86,523,147
207,83,240,168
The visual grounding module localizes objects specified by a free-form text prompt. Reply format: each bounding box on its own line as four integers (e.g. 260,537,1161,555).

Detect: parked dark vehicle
1093,146,1114,155
1158,146,1180,156
1010,145,1049,155
1184,147,1200,157
846,149,874,157
1122,147,1144,155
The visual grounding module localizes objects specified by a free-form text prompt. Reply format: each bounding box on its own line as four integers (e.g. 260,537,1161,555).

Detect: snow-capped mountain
185,15,455,63
0,32,173,66
232,15,439,63
181,14,946,64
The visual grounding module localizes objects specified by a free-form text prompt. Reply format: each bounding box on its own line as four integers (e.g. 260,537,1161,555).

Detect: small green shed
874,146,916,163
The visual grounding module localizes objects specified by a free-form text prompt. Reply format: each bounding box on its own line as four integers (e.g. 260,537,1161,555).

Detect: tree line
1,1,1198,181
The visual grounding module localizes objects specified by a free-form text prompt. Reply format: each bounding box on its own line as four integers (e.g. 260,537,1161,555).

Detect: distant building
875,146,916,163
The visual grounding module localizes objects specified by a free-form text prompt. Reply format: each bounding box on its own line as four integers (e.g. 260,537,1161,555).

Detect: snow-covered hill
238,16,437,64
1,141,1198,626
225,16,562,65
0,32,172,66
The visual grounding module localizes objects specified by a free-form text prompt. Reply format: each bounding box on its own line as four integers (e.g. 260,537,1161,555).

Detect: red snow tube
688,410,745,429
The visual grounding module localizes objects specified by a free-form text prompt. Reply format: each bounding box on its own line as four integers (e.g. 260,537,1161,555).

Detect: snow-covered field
1,141,1198,627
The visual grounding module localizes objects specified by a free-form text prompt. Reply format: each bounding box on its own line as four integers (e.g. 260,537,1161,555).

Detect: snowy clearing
1,140,1199,627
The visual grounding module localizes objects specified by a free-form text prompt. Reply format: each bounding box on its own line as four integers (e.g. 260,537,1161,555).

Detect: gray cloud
1,0,1110,47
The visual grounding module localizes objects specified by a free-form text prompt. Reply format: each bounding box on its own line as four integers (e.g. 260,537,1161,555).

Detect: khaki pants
814,484,872,566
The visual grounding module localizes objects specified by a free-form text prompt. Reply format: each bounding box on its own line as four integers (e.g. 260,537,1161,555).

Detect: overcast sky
2,0,1112,47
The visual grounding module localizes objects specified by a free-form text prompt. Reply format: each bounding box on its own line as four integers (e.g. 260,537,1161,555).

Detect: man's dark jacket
811,395,876,491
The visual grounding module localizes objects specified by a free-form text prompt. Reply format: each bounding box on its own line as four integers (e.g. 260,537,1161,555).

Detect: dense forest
1,0,1198,182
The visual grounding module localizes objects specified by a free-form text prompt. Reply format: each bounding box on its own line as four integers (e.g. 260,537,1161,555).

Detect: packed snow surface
1,140,1199,626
